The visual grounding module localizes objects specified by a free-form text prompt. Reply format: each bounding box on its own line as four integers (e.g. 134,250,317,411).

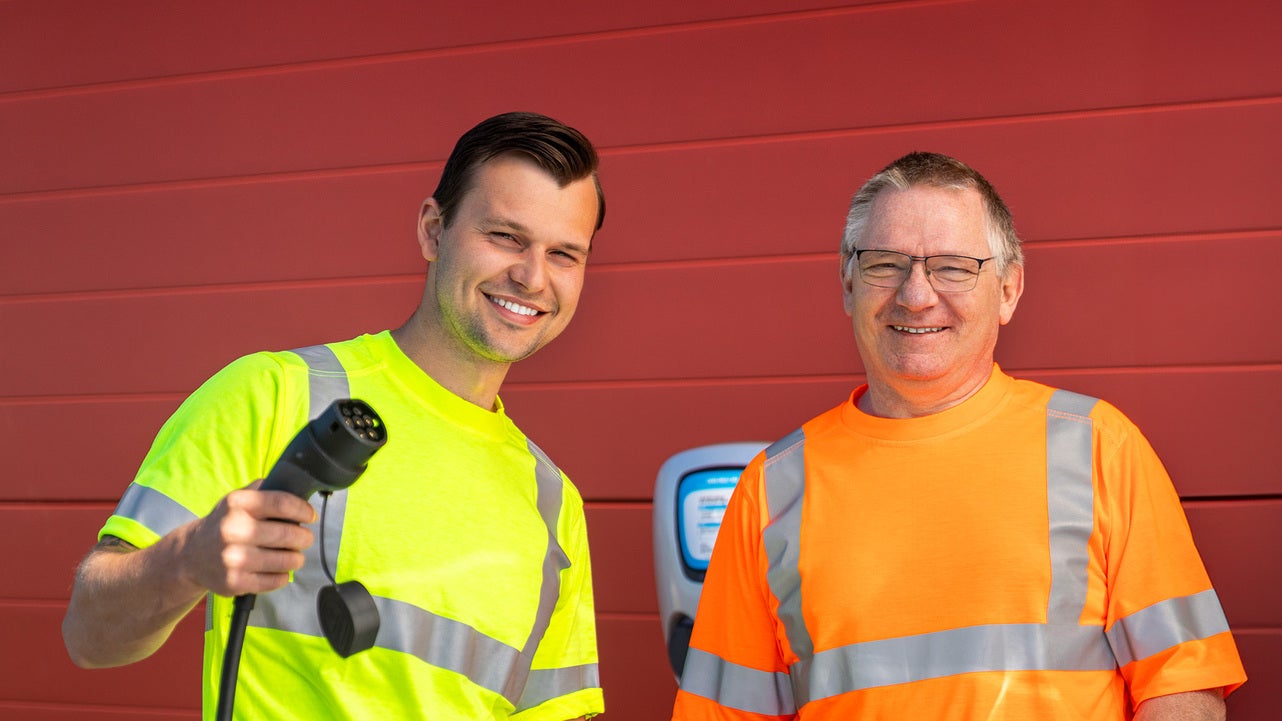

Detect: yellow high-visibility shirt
103,331,603,720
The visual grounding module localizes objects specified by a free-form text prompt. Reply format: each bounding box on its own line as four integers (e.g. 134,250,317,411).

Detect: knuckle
223,488,252,509
219,514,251,544
221,545,247,570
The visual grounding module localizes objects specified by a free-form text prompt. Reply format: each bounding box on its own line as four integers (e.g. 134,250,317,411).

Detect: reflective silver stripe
705,389,1112,710
111,481,198,538
1045,390,1098,624
512,441,578,710
518,664,604,712
793,623,1117,705
376,595,520,693
290,344,349,418
1106,589,1231,667
687,427,810,712
682,647,798,716
761,427,812,661
247,347,585,707
251,345,350,637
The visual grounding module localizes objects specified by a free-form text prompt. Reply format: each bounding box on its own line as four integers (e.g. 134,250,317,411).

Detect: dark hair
432,111,605,232
841,151,1022,278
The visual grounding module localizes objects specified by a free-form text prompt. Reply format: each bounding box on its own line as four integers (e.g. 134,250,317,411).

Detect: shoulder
784,399,849,448
203,348,309,393
322,332,395,377
1006,376,1142,431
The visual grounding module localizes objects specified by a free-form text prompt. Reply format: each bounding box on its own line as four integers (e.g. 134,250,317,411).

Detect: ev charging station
653,442,767,681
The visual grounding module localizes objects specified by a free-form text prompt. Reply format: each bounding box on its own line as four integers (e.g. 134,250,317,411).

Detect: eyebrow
479,216,529,233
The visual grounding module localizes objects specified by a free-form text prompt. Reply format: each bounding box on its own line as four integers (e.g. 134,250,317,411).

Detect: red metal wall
2,1,1279,718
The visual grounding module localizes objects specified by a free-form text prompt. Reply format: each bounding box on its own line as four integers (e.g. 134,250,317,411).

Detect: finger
256,489,319,524
227,486,317,524
254,519,315,552
228,569,295,596
239,548,310,594
214,524,307,574
216,547,308,596
243,546,309,575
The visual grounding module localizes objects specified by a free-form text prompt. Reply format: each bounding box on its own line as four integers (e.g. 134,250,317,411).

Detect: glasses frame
853,249,995,293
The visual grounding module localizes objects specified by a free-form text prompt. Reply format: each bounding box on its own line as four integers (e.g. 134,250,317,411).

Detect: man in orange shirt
672,152,1246,720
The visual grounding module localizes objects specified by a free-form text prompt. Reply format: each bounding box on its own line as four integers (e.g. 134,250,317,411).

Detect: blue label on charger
677,468,741,572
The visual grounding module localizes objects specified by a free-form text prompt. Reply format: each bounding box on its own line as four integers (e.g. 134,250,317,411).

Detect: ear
417,198,444,262
998,262,1025,326
840,258,857,317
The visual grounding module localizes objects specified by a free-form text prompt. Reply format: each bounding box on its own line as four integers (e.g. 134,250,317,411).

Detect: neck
390,313,510,411
858,366,994,419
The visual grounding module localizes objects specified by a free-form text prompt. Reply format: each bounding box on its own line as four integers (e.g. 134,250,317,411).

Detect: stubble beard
440,290,547,365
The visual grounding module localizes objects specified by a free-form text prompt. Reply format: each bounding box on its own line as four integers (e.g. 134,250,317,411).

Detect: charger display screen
676,468,741,574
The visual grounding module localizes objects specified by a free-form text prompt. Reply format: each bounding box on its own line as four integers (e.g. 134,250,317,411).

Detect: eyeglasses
853,249,994,292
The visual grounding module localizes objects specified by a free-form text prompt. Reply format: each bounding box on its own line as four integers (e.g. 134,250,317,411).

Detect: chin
880,357,952,382
483,337,549,363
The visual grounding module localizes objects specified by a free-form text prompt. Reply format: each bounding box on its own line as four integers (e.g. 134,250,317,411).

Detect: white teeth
491,296,539,316
893,325,943,334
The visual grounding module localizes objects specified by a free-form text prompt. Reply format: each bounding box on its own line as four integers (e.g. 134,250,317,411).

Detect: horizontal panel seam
2,96,1279,201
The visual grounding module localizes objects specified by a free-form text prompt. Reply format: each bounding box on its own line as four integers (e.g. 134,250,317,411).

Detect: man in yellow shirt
62,112,606,721
672,152,1245,720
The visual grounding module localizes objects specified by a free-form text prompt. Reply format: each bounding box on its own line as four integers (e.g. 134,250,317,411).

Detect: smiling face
841,185,1024,417
418,152,598,372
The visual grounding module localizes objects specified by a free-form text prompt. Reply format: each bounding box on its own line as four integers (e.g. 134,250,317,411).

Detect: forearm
61,528,207,668
1134,689,1225,721
63,485,317,668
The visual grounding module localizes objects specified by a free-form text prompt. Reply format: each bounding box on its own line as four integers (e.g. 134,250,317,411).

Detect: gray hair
840,152,1023,279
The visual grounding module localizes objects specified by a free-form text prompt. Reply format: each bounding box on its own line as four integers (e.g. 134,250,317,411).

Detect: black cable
216,593,255,721
319,492,335,583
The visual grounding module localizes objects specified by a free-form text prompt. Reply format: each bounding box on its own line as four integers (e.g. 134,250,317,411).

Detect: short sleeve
98,351,306,548
1094,404,1246,705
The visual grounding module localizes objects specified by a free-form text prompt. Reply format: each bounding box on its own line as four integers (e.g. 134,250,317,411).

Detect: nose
509,251,548,292
895,260,938,311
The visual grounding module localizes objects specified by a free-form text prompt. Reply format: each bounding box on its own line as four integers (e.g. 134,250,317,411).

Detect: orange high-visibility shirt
673,367,1245,720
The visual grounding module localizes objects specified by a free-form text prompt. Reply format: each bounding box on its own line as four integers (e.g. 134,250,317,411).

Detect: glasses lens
857,250,911,288
925,256,982,291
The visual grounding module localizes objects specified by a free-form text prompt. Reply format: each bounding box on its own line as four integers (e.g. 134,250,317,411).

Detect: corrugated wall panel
0,0,876,93
2,0,1278,718
0,605,201,709
3,0,1280,195
7,101,1281,294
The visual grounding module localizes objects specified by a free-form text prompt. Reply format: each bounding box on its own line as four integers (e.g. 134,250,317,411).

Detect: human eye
860,251,908,276
486,229,522,247
549,247,587,268
929,256,980,281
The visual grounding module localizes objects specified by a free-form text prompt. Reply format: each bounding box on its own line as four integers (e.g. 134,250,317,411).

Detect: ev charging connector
216,399,387,721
